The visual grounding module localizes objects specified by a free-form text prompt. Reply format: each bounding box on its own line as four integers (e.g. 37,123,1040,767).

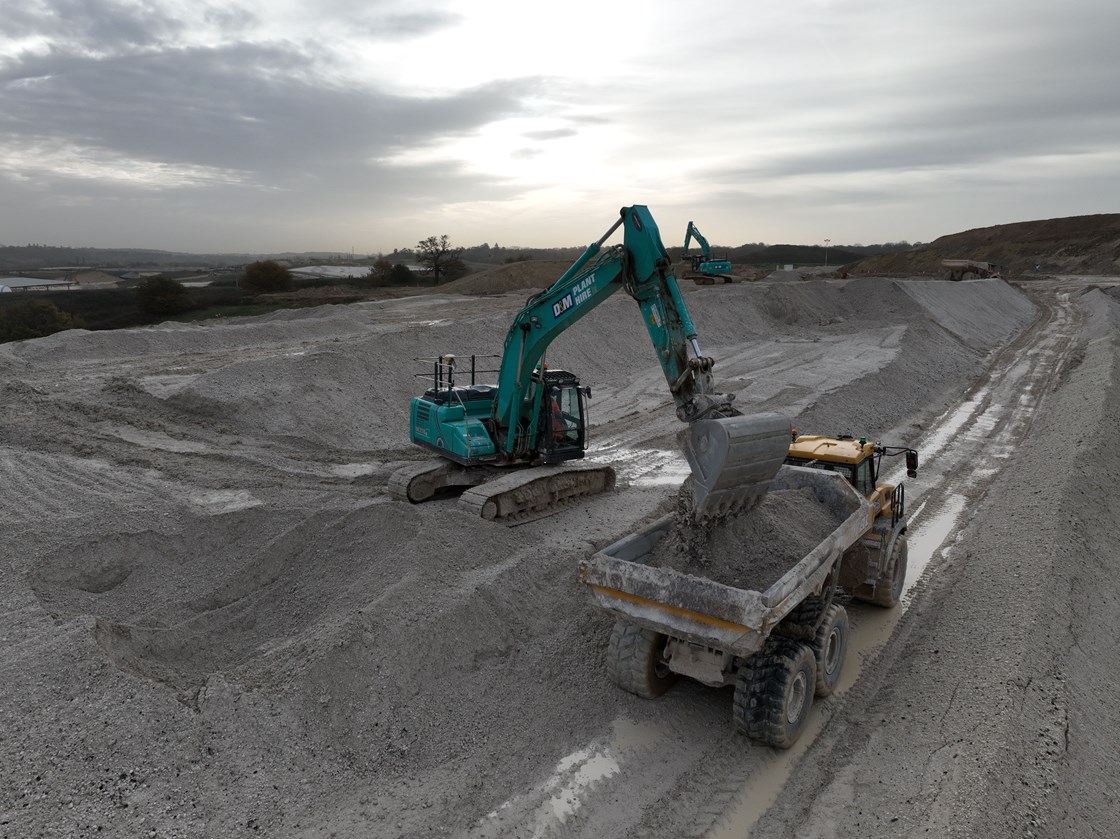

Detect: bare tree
415,235,465,284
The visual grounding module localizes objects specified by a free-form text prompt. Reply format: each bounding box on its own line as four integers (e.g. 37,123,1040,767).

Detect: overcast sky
1,0,1117,253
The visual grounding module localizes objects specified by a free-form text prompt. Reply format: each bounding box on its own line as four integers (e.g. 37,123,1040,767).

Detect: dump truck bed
579,466,871,657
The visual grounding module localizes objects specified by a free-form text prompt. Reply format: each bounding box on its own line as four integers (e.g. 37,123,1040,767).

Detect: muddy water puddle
469,720,666,838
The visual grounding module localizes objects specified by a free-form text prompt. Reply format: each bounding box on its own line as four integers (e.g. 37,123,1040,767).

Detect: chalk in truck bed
578,465,875,748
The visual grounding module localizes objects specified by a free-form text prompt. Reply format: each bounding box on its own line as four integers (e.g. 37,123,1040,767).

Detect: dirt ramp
1,305,379,365
158,311,515,449
896,278,1035,348
1079,287,1120,340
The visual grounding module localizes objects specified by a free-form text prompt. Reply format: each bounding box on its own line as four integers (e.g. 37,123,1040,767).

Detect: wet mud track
512,282,1088,839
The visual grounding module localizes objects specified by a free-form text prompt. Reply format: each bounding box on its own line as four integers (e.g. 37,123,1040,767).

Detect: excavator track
387,460,483,503
458,463,617,526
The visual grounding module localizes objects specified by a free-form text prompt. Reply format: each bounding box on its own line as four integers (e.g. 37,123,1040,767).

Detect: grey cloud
712,46,1120,184
0,145,521,249
202,6,258,32
295,0,457,39
372,12,459,38
522,128,577,140
2,0,184,49
0,41,543,184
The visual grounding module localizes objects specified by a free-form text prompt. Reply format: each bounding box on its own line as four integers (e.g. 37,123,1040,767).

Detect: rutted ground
0,275,1112,838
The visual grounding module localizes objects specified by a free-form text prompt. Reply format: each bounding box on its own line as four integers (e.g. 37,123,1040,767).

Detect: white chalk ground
1,276,1118,838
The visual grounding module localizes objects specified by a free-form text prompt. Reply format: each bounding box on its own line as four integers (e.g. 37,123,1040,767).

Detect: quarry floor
1,274,1118,838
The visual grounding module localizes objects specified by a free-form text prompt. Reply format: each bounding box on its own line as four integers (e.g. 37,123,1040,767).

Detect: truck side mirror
905,450,918,478
583,386,592,399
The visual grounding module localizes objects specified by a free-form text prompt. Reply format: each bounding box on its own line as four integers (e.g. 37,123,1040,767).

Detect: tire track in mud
0,447,177,528
699,285,1084,838
519,284,1085,839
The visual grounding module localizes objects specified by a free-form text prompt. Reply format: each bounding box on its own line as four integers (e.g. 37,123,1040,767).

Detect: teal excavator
683,220,733,284
388,205,789,523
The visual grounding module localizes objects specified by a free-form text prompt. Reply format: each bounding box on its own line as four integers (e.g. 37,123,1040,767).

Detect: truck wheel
733,640,816,749
606,620,676,699
776,584,836,641
857,533,908,608
811,604,848,697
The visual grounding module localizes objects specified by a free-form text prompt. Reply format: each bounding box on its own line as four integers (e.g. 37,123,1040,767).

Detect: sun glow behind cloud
0,0,1118,250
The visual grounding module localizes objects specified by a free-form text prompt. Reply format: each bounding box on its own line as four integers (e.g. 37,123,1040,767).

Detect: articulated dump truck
580,435,917,748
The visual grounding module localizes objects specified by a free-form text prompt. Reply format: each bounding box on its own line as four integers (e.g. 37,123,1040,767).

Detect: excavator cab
536,369,589,463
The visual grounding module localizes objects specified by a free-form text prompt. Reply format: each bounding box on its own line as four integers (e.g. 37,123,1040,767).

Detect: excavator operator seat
537,371,588,463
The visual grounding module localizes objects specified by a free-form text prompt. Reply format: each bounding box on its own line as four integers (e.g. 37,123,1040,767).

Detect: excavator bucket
681,412,792,519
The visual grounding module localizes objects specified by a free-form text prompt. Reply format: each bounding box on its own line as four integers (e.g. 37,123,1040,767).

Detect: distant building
0,277,75,292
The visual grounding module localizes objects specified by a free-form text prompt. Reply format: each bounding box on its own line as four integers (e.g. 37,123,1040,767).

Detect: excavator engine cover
683,412,792,519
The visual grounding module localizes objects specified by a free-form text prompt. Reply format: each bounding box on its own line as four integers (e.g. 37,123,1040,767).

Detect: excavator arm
493,205,789,517
493,206,733,454
683,220,711,259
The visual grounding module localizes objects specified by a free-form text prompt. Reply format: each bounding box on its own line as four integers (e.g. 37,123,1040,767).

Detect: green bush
241,260,293,293
136,276,193,315
389,264,415,284
363,258,418,287
0,299,85,342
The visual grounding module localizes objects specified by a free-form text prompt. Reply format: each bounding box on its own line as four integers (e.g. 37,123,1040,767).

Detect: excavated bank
750,284,1120,839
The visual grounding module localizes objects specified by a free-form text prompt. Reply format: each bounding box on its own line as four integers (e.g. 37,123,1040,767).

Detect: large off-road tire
811,604,848,697
856,532,908,608
774,564,838,641
606,620,676,699
733,639,816,749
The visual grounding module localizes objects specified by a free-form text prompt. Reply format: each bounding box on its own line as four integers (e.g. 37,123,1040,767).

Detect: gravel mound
649,485,839,592
896,277,1036,347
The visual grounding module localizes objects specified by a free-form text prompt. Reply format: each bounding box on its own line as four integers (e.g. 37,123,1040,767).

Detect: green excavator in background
683,220,733,284
388,205,789,523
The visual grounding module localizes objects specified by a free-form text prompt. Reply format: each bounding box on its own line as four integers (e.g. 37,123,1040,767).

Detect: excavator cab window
539,384,585,462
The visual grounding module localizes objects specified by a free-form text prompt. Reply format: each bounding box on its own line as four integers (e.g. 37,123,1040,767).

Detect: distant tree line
0,233,930,344
0,260,299,343
0,300,84,342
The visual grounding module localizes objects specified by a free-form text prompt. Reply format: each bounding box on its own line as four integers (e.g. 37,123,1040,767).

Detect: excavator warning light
859,437,867,445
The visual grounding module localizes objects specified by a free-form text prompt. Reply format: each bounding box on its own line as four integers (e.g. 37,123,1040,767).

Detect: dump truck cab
785,433,917,524
785,432,918,612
